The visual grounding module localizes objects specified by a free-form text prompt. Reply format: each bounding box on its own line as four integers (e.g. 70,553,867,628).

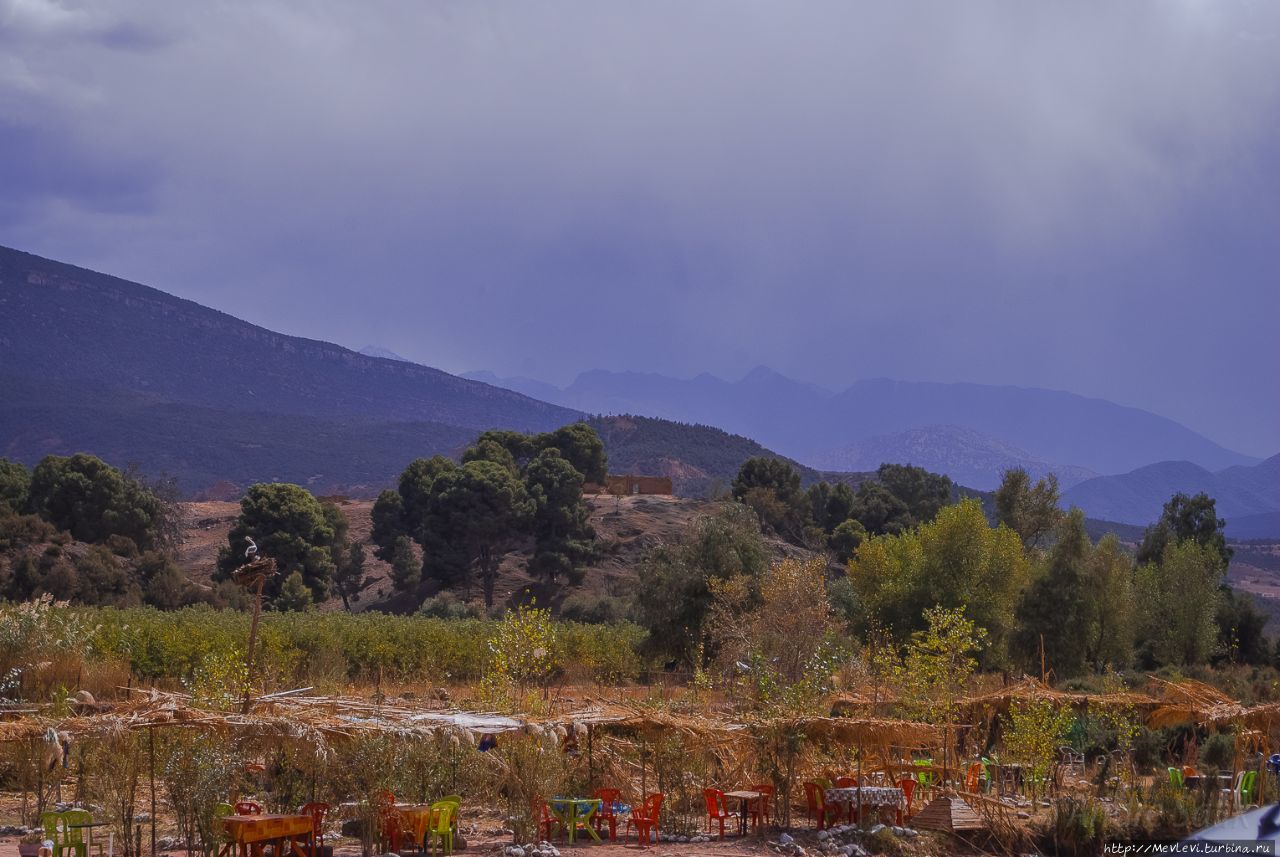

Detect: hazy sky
2,1,1277,456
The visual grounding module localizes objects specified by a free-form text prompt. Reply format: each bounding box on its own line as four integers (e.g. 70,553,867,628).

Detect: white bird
245,536,258,560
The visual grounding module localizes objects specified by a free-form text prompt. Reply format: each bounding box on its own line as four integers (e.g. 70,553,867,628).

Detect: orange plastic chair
625,793,664,844
802,783,842,830
748,784,774,829
299,803,329,857
234,801,262,816
1182,766,1199,778
592,789,621,840
702,790,730,840
964,762,984,793
895,779,916,825
834,776,857,788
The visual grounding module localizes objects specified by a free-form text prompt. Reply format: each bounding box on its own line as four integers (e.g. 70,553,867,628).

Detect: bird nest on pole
231,555,278,589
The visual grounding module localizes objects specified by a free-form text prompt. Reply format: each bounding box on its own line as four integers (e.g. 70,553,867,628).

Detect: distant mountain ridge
0,245,825,498
812,424,1097,491
468,368,1257,479
0,246,579,433
1063,454,1280,529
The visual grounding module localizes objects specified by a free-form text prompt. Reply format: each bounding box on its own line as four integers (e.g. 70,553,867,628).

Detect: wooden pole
856,742,863,828
242,576,266,715
149,728,157,857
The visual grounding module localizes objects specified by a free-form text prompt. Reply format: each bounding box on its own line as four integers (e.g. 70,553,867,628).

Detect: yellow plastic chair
425,803,454,856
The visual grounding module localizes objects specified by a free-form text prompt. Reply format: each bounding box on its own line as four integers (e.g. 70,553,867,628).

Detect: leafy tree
369,489,407,562
275,571,314,612
848,481,912,536
707,556,839,712
462,438,519,474
0,459,30,513
1135,540,1223,666
428,460,532,608
525,448,595,585
1082,535,1136,671
635,504,769,662
732,457,809,542
137,550,190,610
829,518,867,564
806,482,856,533
1014,509,1091,678
471,429,537,468
216,483,338,605
848,499,1028,666
1002,699,1074,804
537,423,607,484
994,468,1063,549
1215,588,1271,666
1137,492,1232,569
481,602,558,710
333,541,369,610
876,463,952,525
388,535,420,592
896,606,986,777
27,453,170,552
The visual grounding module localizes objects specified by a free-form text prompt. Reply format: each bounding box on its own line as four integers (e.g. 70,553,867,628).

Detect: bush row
78,605,648,687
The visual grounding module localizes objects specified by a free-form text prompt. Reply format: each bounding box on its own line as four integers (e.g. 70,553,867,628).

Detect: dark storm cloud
0,0,1277,455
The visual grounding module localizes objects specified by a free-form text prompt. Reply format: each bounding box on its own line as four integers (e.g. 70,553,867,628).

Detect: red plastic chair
592,789,621,840
802,783,842,830
534,798,561,842
895,779,916,825
702,790,730,840
748,784,774,829
374,791,400,853
234,801,263,816
299,803,329,857
625,793,664,844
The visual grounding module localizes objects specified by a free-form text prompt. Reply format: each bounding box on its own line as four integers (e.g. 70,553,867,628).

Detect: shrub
419,592,482,620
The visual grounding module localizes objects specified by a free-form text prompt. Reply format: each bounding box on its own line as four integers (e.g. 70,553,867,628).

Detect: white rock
816,830,830,841
779,833,794,845
903,828,919,838
868,824,885,835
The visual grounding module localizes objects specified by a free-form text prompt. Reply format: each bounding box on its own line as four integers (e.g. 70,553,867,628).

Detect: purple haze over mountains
1,2,1277,455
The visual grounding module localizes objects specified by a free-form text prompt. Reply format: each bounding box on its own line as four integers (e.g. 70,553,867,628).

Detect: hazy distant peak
358,345,412,363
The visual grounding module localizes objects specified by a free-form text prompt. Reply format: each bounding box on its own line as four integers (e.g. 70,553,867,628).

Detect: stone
816,830,830,841
1016,811,1030,819
779,833,795,845
868,824,885,835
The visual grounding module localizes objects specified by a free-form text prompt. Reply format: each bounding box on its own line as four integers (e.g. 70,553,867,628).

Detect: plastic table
548,798,602,843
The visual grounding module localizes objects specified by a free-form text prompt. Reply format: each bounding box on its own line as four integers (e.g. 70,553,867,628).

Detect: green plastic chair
39,811,64,857
1240,771,1258,807
1168,767,1184,789
913,759,935,789
60,810,101,857
425,803,454,855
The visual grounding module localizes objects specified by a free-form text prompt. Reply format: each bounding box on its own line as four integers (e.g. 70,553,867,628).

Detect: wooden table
723,791,761,836
222,814,314,857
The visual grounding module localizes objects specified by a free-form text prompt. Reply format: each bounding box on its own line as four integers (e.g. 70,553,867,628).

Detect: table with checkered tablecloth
824,787,905,810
